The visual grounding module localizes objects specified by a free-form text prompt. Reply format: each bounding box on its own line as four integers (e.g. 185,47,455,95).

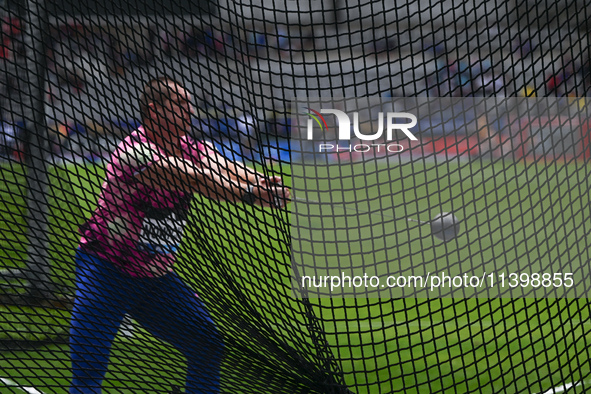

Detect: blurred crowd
426,43,591,98
1,13,589,99
0,111,292,164
42,20,313,96
0,15,22,61
1,14,590,163
0,14,312,97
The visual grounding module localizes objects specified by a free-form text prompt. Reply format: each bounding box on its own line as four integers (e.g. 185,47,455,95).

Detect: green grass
2,159,591,393
0,161,92,291
292,159,591,297
322,297,591,393
291,158,591,392
1,338,187,394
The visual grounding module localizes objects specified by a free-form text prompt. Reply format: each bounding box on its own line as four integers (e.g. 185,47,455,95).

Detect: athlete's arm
198,141,278,185
135,153,289,208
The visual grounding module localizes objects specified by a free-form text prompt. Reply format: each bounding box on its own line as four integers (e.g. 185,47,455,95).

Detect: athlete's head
139,77,196,139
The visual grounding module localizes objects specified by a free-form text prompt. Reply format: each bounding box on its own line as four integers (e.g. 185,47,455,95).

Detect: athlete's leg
69,251,130,394
131,273,223,394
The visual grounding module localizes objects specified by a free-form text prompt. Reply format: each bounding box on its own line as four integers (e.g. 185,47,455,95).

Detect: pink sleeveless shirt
79,127,206,277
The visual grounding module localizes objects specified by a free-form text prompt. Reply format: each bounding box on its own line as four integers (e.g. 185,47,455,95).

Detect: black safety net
1,0,590,393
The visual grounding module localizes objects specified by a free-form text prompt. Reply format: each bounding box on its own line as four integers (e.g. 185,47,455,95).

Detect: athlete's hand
253,177,291,208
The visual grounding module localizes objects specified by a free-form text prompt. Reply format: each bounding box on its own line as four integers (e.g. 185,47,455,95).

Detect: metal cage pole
22,0,53,299
0,0,53,301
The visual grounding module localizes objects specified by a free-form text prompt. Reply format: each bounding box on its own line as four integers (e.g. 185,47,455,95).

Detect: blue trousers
69,250,223,393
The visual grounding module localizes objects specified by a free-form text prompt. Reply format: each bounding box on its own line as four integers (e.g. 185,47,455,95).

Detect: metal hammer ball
430,212,461,242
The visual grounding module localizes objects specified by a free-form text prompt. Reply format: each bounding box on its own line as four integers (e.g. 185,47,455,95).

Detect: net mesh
1,0,590,393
